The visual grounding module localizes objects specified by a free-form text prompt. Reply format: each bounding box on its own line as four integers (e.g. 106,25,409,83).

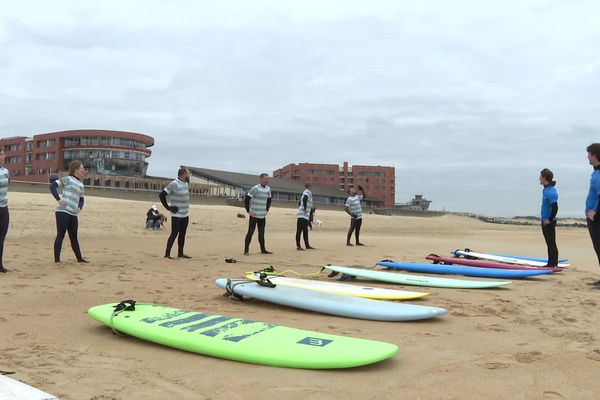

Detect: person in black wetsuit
159,168,191,259
295,182,315,250
345,185,366,246
49,161,88,263
0,150,10,273
243,173,272,255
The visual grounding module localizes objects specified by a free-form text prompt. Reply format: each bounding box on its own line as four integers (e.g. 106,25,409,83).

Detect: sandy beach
1,192,599,400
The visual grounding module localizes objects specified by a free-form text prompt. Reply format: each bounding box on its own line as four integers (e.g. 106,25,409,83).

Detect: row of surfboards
3,250,567,398
83,250,568,371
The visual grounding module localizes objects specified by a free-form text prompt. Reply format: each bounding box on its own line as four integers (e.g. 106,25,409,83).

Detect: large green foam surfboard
88,303,398,369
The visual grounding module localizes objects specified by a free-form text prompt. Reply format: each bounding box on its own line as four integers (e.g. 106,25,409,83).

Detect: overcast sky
1,0,599,216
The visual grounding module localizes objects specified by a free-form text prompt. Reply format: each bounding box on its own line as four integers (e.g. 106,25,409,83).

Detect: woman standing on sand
49,160,88,264
0,150,10,273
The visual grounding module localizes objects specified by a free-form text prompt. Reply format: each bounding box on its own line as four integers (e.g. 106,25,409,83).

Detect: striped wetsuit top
296,189,313,220
0,167,9,208
55,176,84,216
247,184,271,219
345,194,363,219
164,179,190,218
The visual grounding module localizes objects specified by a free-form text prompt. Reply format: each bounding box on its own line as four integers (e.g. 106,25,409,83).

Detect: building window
38,139,56,148
357,171,385,177
8,144,20,151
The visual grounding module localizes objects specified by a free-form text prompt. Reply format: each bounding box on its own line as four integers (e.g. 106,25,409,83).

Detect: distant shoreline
448,212,587,228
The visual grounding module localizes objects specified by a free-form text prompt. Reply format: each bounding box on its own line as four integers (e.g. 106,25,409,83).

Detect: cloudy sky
1,0,599,216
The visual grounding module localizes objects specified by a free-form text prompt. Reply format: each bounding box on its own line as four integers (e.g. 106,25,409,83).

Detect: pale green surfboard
88,302,398,369
325,265,511,289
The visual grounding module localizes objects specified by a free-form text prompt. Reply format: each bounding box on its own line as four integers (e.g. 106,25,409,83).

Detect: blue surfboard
377,261,553,279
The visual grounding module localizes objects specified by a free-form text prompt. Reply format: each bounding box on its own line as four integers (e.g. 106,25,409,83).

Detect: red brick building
273,162,395,207
0,129,154,182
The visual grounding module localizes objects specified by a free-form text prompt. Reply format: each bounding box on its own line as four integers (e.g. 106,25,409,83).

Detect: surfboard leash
247,265,322,278
109,300,137,336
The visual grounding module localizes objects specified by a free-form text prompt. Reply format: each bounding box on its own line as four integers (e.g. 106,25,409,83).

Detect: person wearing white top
295,182,315,250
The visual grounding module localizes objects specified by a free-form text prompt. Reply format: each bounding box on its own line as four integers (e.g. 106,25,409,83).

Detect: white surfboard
0,374,58,400
453,250,570,268
216,278,446,321
245,272,429,300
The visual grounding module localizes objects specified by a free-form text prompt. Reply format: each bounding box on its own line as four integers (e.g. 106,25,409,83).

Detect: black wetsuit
0,206,9,271
542,205,559,267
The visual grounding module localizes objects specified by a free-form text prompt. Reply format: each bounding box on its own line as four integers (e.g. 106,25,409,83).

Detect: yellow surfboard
245,272,429,300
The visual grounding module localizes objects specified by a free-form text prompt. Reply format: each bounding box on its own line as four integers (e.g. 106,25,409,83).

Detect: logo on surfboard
297,337,333,347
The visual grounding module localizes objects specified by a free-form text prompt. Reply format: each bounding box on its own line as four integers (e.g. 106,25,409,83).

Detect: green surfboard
88,302,398,369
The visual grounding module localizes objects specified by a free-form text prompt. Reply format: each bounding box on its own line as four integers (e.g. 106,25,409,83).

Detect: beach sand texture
1,192,599,400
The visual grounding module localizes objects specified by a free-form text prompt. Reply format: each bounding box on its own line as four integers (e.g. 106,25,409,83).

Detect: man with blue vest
244,173,272,255
160,168,191,259
539,168,559,268
585,143,600,287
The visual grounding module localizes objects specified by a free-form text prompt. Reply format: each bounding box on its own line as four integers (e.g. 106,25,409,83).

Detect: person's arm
302,194,308,211
545,189,557,223
50,181,60,201
244,194,251,213
594,194,600,221
266,188,272,212
344,204,356,218
549,203,558,221
78,196,84,210
357,185,366,195
159,190,178,213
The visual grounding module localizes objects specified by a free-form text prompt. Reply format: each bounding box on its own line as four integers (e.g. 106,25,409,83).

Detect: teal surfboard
88,302,398,369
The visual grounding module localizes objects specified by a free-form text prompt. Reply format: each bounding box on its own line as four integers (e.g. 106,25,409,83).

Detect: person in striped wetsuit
244,173,272,255
159,168,191,259
296,182,315,250
50,160,87,263
0,151,10,273
345,185,366,246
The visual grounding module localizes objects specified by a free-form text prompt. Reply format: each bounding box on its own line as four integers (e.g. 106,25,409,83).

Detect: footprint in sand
543,391,565,399
515,351,544,364
586,349,600,361
483,362,510,370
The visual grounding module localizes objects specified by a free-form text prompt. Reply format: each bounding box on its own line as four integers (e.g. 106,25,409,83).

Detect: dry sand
1,192,599,400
